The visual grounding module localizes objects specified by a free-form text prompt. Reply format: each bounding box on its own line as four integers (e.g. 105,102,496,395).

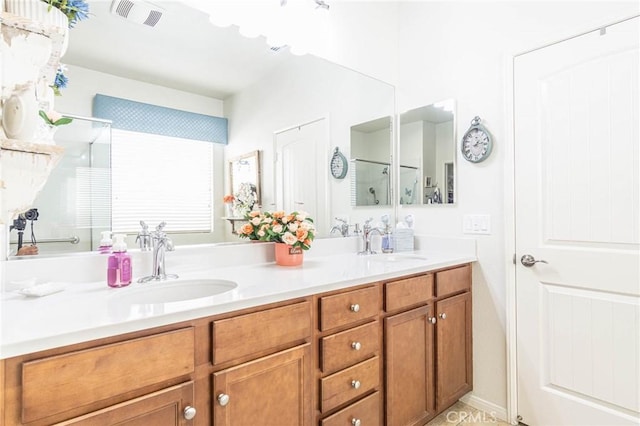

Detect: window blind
111,129,214,233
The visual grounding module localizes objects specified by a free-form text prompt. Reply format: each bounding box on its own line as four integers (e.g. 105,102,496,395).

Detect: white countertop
0,236,476,359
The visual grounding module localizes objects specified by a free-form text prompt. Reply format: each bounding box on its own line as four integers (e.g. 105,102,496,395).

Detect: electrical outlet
463,214,491,235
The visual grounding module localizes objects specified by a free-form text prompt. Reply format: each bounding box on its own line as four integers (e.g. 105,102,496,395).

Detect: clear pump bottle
107,234,132,287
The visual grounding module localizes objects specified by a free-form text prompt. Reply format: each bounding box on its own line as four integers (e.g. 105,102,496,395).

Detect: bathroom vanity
0,247,473,426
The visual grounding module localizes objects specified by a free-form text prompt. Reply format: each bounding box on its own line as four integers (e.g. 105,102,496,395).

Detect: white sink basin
116,279,237,304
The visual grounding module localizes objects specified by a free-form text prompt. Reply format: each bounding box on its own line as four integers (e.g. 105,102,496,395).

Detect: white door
275,119,328,234
514,17,640,426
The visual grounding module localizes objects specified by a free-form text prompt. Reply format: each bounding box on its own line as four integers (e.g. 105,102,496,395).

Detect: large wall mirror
4,1,395,258
399,100,456,205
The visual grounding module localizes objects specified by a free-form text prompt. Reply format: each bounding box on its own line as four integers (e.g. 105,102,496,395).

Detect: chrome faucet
359,218,383,255
138,222,179,283
329,217,350,237
135,220,151,251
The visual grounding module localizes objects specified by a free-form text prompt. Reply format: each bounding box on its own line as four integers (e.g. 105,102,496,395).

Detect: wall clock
330,147,348,179
461,116,493,163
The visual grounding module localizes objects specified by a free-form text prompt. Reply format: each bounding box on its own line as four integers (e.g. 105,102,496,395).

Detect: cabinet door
57,382,195,425
436,292,472,411
385,305,436,426
213,344,312,426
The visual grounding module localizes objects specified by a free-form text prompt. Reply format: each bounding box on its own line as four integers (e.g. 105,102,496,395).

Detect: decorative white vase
5,0,69,56
2,83,38,141
5,0,69,30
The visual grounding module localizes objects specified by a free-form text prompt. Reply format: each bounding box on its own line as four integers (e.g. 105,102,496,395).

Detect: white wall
396,0,640,415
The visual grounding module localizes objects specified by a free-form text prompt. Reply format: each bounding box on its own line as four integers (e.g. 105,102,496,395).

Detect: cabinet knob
352,418,361,426
217,393,230,406
351,380,361,389
351,341,362,351
183,405,197,420
429,317,437,324
350,303,360,313
439,313,447,320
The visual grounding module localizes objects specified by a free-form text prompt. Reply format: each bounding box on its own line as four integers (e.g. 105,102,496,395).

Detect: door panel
275,119,328,233
514,16,640,426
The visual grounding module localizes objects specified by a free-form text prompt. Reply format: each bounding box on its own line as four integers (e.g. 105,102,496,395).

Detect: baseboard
459,393,510,423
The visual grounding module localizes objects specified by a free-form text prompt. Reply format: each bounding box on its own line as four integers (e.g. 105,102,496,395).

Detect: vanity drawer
320,356,380,412
319,286,381,331
321,321,380,374
385,274,433,312
21,328,195,424
212,301,312,364
435,264,471,298
321,391,381,426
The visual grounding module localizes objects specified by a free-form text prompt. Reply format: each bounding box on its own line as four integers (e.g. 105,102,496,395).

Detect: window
111,129,214,233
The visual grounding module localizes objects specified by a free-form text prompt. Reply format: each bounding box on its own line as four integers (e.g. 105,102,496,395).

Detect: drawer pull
352,418,362,426
217,393,230,406
439,313,447,320
429,317,437,324
351,379,361,389
351,341,362,351
350,304,360,313
183,406,197,420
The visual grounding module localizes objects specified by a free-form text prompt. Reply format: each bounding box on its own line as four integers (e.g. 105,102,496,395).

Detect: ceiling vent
110,0,164,27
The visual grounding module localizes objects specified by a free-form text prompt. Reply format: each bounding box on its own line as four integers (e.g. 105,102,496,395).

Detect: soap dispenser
381,214,394,253
98,231,113,254
107,234,132,288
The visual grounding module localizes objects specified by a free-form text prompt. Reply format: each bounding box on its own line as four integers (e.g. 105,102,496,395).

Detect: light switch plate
463,214,491,235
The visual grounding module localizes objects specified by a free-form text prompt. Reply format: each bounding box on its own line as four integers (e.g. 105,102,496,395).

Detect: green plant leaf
38,110,53,125
53,117,73,126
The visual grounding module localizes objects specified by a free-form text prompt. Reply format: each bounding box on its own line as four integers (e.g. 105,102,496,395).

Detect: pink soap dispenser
107,234,132,288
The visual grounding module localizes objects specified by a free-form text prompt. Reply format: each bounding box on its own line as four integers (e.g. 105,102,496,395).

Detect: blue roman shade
92,94,228,144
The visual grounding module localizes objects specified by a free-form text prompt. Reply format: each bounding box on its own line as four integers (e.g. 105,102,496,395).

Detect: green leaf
53,117,73,126
38,110,53,125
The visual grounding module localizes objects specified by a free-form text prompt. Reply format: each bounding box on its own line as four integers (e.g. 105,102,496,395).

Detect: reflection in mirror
399,100,456,205
6,2,394,259
228,150,261,216
350,117,392,206
8,115,112,257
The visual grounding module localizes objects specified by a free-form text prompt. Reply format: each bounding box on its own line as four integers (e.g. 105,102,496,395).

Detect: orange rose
249,211,261,217
272,211,285,219
223,194,234,203
239,223,254,235
296,228,308,242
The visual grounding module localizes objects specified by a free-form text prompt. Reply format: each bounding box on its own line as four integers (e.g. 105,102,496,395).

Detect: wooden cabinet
317,286,383,424
435,291,472,411
384,265,473,426
0,263,472,426
213,344,312,426
385,306,436,426
56,382,195,426
212,301,313,426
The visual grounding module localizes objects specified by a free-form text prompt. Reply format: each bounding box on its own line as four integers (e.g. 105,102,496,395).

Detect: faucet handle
156,221,167,232
353,223,362,235
140,220,149,231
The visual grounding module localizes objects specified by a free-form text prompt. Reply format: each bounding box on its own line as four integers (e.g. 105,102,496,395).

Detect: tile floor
426,401,513,426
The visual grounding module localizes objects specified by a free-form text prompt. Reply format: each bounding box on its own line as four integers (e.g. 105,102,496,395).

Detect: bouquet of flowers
238,210,315,250
233,182,257,215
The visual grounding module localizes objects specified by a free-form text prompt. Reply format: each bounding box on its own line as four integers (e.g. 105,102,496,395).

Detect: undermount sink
116,279,238,304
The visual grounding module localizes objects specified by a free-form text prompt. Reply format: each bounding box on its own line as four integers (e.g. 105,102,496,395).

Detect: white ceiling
62,1,294,99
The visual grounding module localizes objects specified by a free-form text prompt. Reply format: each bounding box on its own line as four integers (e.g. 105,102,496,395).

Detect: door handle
521,254,548,267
